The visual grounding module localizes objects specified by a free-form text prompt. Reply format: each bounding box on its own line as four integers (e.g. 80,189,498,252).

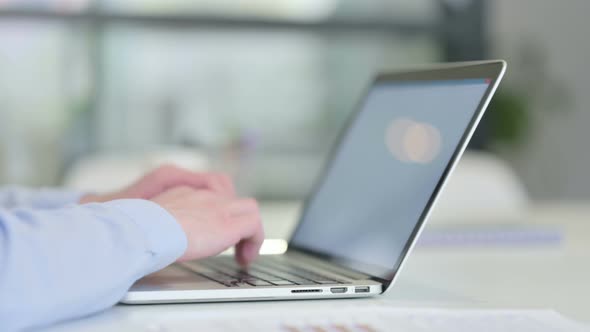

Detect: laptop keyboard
182,255,343,288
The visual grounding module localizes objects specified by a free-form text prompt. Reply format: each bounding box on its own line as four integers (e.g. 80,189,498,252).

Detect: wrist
79,193,99,204
79,193,117,204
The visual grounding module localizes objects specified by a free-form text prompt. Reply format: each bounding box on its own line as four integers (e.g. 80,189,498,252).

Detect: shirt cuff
101,199,188,274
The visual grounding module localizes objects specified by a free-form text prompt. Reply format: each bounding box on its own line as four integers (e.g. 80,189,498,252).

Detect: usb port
355,286,370,293
330,287,347,294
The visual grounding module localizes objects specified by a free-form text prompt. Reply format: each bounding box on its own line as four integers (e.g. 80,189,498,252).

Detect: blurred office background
0,0,588,203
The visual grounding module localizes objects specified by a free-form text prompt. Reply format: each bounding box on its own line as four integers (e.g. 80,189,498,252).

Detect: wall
489,0,590,200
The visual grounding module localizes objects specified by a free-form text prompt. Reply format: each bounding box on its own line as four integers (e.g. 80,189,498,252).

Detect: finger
232,215,265,267
227,198,259,217
216,173,236,197
204,173,236,197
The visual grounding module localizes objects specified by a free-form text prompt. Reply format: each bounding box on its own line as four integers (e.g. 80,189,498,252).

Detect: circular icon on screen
385,117,442,164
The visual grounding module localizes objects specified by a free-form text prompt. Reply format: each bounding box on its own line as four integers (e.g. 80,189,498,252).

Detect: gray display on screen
292,79,490,270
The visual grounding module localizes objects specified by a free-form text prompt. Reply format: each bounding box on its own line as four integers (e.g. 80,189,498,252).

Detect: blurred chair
429,151,529,225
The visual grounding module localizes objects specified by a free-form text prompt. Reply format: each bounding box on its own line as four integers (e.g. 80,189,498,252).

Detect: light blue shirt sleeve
0,198,188,331
0,186,84,210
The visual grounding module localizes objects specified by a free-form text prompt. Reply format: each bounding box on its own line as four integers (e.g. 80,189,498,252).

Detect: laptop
122,60,506,304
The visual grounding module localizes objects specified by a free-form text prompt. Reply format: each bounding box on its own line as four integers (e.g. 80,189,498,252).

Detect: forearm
0,200,186,331
0,186,84,209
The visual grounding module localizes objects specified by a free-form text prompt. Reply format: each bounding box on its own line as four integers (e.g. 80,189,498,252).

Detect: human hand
151,186,264,267
79,164,235,204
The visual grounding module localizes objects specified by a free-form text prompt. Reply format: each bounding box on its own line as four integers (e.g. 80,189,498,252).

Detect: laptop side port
330,287,347,294
355,286,370,293
291,289,322,293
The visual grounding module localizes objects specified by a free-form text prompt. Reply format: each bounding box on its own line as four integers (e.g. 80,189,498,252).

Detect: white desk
48,202,590,331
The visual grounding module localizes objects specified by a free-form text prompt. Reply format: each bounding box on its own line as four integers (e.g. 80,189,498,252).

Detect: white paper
135,306,588,332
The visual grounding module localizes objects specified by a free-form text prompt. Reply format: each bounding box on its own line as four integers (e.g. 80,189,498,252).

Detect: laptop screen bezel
287,61,507,289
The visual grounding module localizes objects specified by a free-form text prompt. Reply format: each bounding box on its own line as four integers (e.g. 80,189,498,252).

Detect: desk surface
48,202,590,331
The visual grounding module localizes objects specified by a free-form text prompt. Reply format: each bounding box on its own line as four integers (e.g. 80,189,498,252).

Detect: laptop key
234,282,252,287
224,280,251,287
247,280,273,286
271,280,295,286
286,278,317,285
201,274,235,282
314,280,338,284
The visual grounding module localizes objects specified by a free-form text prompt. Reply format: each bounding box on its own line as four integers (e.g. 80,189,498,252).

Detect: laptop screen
291,78,491,276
